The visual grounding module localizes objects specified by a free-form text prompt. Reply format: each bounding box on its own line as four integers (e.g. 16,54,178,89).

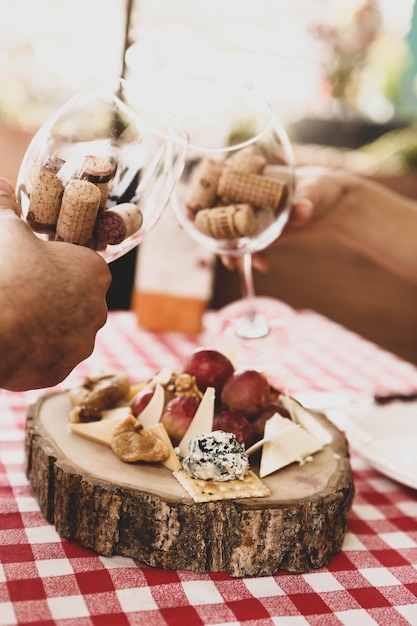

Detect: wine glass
171,84,295,372
16,77,188,263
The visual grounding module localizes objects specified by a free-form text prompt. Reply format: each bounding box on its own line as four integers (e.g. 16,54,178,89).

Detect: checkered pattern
1,309,417,626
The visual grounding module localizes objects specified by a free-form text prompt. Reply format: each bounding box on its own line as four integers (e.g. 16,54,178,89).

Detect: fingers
76,245,112,293
220,255,237,271
251,251,269,272
220,252,269,273
288,198,314,228
0,178,20,216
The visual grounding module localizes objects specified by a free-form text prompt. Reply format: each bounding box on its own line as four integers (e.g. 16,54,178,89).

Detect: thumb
287,198,314,228
0,178,20,216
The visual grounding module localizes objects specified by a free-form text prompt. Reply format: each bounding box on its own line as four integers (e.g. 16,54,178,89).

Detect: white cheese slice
151,368,174,386
68,417,122,447
259,413,324,478
279,394,333,445
178,386,215,458
146,423,182,472
223,348,238,369
136,383,165,428
101,406,132,420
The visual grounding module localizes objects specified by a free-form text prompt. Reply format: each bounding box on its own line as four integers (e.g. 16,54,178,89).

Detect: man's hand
0,178,112,391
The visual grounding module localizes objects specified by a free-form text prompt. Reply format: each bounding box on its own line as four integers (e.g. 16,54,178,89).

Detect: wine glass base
234,313,270,340
203,297,295,387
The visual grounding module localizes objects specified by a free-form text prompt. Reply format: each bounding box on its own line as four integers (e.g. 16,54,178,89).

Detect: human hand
0,178,112,391
284,166,351,231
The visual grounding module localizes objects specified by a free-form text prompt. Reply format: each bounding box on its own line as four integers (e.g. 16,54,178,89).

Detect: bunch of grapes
131,349,290,448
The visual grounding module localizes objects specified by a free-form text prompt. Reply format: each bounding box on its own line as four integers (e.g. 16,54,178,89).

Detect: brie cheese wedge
259,413,324,478
136,383,165,428
178,386,215,458
279,394,333,445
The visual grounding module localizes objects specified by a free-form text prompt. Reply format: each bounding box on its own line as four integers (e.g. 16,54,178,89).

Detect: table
1,309,417,626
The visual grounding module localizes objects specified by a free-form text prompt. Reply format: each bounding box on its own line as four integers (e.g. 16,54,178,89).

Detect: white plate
347,401,417,490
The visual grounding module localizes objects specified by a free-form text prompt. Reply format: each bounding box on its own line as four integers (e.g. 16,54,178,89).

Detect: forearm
326,176,417,285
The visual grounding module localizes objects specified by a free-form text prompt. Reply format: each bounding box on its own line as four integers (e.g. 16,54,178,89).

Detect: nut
174,374,203,399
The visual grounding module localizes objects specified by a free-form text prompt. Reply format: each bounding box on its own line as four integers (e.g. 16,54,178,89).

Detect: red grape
160,395,200,446
131,387,154,417
251,401,291,437
213,409,255,448
221,369,270,417
182,349,235,395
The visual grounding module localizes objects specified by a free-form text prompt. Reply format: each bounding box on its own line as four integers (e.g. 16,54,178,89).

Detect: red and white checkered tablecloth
1,309,417,626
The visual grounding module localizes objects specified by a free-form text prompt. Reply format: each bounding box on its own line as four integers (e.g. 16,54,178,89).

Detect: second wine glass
171,84,296,361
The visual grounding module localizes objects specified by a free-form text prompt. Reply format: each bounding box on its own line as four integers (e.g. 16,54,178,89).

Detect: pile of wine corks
26,155,143,250
186,146,289,240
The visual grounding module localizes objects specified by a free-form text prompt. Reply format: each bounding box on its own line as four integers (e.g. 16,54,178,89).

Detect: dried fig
111,415,169,463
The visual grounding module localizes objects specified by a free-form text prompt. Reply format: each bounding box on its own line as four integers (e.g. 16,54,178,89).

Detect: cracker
173,469,270,503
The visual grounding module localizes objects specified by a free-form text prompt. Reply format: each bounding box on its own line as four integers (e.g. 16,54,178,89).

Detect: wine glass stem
235,253,270,339
239,253,256,320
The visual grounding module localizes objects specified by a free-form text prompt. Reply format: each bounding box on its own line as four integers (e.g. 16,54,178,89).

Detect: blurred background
0,0,416,130
2,0,417,362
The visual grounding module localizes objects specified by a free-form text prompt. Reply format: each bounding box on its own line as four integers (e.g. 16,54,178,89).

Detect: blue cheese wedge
182,430,249,481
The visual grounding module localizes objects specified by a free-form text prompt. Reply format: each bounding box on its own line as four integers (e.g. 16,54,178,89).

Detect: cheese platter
25,349,354,577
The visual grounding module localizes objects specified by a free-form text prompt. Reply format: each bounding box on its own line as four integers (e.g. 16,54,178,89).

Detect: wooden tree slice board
25,391,354,577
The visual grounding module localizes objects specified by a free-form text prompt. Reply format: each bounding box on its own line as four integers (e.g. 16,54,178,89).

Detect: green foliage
360,126,417,170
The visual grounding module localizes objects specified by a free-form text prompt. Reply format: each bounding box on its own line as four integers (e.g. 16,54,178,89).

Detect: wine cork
186,157,223,212
94,202,143,246
80,155,115,209
226,146,266,174
194,203,255,239
26,157,65,233
218,168,287,212
56,179,101,245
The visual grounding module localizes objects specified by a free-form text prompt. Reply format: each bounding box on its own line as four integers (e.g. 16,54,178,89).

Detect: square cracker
173,469,270,503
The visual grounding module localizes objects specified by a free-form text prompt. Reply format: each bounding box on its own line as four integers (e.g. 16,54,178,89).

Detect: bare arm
0,179,112,391
285,167,417,285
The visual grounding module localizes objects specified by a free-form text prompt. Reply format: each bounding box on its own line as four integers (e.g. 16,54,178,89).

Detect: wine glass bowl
16,78,188,263
171,85,295,343
172,86,295,257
